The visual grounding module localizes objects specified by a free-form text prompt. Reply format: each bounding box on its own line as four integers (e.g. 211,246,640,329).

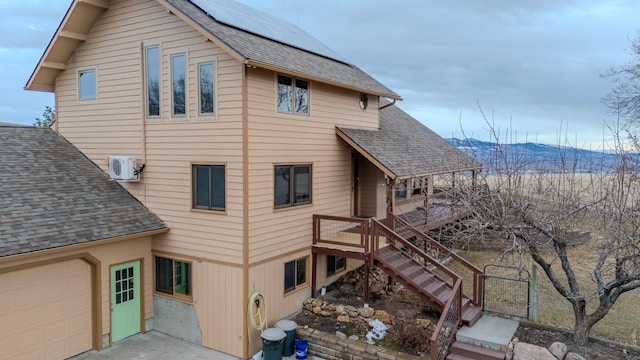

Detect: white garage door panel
0,259,92,360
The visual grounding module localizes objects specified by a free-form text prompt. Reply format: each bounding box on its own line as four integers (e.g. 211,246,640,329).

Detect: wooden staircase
374,245,482,326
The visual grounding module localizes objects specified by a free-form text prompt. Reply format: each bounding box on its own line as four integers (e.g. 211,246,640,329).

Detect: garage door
0,259,92,360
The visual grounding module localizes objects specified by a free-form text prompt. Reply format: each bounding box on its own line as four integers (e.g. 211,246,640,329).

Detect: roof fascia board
335,128,397,180
0,227,169,266
246,59,401,100
394,166,482,181
156,0,247,64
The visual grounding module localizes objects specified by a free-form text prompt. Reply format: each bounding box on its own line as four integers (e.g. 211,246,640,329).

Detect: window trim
326,255,346,277
284,257,308,294
191,163,226,212
197,60,217,117
171,52,187,118
274,164,312,209
153,255,193,302
77,66,97,102
276,74,310,115
144,44,161,119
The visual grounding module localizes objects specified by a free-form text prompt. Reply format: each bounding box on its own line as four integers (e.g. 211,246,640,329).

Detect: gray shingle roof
167,0,400,99
0,125,167,258
337,105,482,180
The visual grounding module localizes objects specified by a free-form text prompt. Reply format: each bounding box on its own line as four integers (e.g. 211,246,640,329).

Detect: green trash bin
261,328,286,360
275,320,297,357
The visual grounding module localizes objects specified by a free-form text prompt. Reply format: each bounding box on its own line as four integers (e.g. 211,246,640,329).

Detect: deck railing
430,279,463,360
388,213,483,306
312,214,371,255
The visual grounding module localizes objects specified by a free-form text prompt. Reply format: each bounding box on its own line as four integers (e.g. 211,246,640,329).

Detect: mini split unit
108,156,141,182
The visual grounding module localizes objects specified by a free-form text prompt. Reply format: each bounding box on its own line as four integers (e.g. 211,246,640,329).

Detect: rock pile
508,340,586,360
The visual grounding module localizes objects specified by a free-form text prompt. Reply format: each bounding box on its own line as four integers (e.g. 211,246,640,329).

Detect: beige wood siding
194,262,244,358
246,68,380,264
54,0,245,263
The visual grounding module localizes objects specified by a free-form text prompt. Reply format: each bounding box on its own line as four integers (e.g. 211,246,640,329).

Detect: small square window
277,75,309,114
155,256,191,299
193,165,226,211
327,255,346,276
78,68,96,100
284,257,307,293
274,164,311,208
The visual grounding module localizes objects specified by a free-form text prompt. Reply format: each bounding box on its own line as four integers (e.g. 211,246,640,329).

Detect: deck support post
363,260,370,304
311,252,317,298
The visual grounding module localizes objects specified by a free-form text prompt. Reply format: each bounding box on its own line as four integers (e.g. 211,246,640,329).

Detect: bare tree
447,109,640,345
602,32,640,126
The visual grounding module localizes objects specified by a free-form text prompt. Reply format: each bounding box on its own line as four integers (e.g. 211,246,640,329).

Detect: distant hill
446,138,620,173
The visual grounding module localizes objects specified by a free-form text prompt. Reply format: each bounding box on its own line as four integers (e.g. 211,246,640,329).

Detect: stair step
424,279,446,294
445,354,475,360
461,305,483,326
449,341,505,360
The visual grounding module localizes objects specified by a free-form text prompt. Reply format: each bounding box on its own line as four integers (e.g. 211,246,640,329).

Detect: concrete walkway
69,331,239,360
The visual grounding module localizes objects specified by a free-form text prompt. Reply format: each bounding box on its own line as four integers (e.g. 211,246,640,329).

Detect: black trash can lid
275,319,297,332
261,328,286,341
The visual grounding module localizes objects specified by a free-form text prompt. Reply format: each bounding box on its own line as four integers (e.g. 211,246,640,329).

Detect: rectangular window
78,68,96,100
277,75,309,114
274,164,311,208
155,256,191,298
172,54,186,116
199,62,215,114
192,164,226,211
284,257,307,293
146,46,160,117
327,255,346,276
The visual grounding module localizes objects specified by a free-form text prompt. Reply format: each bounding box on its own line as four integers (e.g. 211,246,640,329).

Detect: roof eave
246,59,401,100
25,0,109,92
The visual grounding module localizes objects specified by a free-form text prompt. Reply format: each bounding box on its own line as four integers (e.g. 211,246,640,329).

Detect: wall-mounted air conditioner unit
108,156,140,182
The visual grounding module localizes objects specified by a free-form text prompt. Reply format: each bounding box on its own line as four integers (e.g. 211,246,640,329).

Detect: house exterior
0,124,167,360
24,0,480,358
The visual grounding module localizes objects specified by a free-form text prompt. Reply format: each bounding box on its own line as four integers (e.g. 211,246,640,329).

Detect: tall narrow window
199,62,215,114
277,75,309,114
274,164,312,208
172,54,186,116
78,68,96,100
146,46,160,117
193,164,226,211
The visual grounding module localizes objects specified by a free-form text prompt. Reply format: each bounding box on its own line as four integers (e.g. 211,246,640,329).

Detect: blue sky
2,0,639,148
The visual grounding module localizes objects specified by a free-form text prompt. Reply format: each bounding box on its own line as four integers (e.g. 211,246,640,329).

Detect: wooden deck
386,200,471,232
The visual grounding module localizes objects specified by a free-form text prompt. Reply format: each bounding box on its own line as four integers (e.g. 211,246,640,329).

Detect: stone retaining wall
296,327,425,360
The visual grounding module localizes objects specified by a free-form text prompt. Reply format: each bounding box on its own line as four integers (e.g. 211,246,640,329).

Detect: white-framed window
198,61,215,115
145,45,161,117
171,53,187,116
78,67,97,101
277,74,309,114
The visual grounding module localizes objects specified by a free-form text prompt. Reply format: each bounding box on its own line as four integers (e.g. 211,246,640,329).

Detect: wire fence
483,264,531,319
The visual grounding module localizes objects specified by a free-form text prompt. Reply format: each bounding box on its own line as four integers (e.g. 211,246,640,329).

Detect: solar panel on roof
190,0,347,63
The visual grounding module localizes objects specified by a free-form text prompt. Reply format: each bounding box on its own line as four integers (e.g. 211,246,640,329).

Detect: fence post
530,264,538,321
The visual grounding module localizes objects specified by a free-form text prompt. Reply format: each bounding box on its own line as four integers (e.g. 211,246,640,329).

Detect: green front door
111,260,141,342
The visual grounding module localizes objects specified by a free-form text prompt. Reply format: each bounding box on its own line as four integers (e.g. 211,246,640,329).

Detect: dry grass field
460,241,640,346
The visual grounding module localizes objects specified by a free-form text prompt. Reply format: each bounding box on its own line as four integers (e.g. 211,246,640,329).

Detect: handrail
430,278,462,360
371,219,461,287
389,213,484,306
